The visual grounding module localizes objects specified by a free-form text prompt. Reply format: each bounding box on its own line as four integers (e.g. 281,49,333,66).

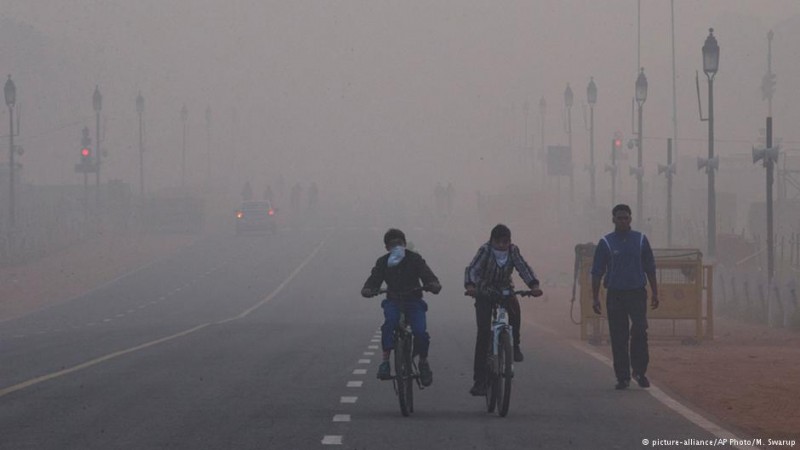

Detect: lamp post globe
564,84,573,108
4,75,16,107
136,92,144,115
702,28,719,79
93,85,102,112
635,68,648,106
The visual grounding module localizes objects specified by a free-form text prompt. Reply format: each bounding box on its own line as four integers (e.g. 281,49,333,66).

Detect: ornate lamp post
634,68,648,225
587,77,597,206
180,104,188,189
4,75,16,229
702,28,719,258
539,96,546,180
564,83,574,204
136,92,145,197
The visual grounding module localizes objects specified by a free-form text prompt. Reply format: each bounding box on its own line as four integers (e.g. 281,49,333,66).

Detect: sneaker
469,381,487,396
418,360,433,387
377,361,392,380
615,379,630,390
633,373,650,388
513,346,524,362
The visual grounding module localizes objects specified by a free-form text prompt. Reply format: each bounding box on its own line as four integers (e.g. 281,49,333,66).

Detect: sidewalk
0,231,196,321
531,284,800,445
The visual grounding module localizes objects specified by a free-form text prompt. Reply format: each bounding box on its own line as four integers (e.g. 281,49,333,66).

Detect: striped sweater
464,243,539,289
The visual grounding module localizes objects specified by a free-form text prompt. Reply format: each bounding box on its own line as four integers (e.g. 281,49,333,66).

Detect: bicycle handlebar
364,286,436,298
464,287,542,298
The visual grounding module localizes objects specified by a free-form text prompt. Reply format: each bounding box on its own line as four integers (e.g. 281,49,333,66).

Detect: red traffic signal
81,147,91,157
614,139,622,150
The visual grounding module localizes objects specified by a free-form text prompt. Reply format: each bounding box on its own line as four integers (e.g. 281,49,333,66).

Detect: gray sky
2,0,799,201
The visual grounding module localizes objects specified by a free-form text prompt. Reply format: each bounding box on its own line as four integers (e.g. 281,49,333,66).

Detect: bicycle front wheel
497,330,513,417
394,332,413,416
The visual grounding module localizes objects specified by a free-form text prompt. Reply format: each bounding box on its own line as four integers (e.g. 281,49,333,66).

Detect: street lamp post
93,86,102,208
659,139,677,246
539,96,546,181
180,104,188,189
702,28,719,259
587,78,597,206
4,75,16,230
634,68,648,225
136,92,145,197
564,83,574,204
205,106,211,190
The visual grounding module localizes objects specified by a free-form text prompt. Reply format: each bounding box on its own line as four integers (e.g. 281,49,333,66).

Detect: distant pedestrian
591,204,659,390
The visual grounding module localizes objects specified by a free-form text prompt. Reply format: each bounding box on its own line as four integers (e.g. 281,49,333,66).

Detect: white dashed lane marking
332,414,350,422
357,359,370,364
346,381,363,388
321,435,342,445
352,369,367,375
340,396,357,404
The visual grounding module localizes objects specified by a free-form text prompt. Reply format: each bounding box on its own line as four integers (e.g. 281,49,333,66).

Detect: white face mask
492,248,509,267
387,245,406,267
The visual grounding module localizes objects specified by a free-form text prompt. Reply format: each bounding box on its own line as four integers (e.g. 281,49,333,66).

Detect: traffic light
81,147,91,162
614,138,623,151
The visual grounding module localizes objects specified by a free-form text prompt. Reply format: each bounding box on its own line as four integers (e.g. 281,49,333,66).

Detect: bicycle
369,287,431,417
467,286,539,417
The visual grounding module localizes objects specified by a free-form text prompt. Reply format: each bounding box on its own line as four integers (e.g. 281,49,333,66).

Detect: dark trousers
473,295,521,382
381,298,430,358
606,288,649,381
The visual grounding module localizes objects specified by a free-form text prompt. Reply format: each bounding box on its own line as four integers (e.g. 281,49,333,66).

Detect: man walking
591,204,659,390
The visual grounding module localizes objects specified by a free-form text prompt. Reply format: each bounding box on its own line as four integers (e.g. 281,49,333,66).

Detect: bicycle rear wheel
394,332,413,416
497,330,513,417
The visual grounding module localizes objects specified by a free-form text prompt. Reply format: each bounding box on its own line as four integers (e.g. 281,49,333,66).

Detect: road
0,224,739,449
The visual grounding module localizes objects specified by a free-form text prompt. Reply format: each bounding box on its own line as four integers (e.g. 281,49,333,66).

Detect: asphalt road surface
0,225,740,449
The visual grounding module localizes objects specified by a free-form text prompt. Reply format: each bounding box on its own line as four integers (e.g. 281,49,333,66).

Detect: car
235,200,277,235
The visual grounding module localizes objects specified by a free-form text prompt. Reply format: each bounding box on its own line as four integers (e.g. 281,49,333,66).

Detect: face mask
387,245,406,267
492,248,509,267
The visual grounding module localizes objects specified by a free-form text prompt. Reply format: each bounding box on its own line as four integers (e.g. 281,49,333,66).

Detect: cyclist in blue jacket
361,228,441,386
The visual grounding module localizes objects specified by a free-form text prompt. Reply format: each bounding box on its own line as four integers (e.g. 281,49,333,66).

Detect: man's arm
642,235,659,309
464,245,488,295
361,258,385,297
417,256,442,294
590,239,609,314
510,245,540,288
591,275,602,314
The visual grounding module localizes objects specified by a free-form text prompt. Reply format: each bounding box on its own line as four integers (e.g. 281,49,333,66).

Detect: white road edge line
570,341,759,450
216,238,328,323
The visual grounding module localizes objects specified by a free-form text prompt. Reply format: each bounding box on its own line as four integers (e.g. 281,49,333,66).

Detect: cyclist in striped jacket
464,224,542,396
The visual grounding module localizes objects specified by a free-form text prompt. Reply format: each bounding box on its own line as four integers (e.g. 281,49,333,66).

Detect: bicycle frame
481,287,534,417
491,300,512,359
